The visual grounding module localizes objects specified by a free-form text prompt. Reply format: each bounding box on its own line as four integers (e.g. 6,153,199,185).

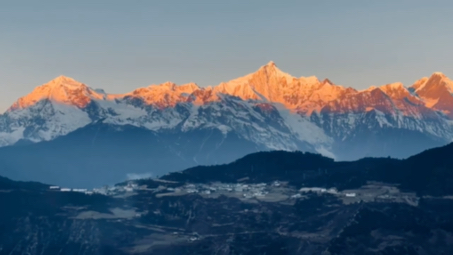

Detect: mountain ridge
5,63,451,115
1,62,453,163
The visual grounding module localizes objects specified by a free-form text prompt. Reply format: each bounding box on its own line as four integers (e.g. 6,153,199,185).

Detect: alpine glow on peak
1,62,453,161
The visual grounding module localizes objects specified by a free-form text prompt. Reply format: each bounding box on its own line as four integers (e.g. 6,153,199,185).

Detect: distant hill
0,122,263,188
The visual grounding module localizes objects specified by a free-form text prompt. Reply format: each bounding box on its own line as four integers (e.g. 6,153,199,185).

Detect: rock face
1,62,453,165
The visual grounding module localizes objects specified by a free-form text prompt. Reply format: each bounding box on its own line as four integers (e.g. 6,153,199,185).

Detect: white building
327,188,338,194
235,187,244,192
300,187,327,193
253,192,265,197
93,188,108,195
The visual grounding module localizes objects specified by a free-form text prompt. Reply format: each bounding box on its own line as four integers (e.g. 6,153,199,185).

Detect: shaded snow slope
2,62,453,160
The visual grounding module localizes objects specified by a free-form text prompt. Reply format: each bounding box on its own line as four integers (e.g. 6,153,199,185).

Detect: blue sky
1,0,453,111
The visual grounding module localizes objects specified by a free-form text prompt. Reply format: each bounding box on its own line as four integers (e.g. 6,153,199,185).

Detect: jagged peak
160,81,176,86
411,72,453,94
360,86,378,92
266,60,276,67
364,84,401,93
52,75,76,82
410,77,429,91
322,78,333,85
213,62,292,95
296,76,319,85
431,71,446,78
28,75,89,96
144,82,200,92
381,82,405,90
257,61,292,77
257,62,320,86
7,75,104,111
379,82,413,100
178,82,200,90
152,81,177,90
45,75,86,89
425,72,451,85
124,81,202,107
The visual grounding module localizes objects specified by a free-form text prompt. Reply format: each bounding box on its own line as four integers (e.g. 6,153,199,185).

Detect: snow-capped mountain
1,62,453,161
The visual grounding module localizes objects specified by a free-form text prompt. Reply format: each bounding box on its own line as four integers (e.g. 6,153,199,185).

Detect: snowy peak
322,83,428,117
266,60,276,66
412,72,453,93
411,77,429,91
144,81,200,93
256,61,289,77
8,76,104,111
321,86,391,114
381,82,405,90
410,72,453,115
49,75,80,86
380,83,409,99
173,82,200,93
432,71,447,78
213,62,326,109
255,61,297,83
297,81,355,115
322,78,333,85
127,82,201,108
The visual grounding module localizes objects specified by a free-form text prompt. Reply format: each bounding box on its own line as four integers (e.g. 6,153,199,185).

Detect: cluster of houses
166,181,357,200
49,180,357,199
48,182,144,196
298,187,356,197
49,186,97,195
175,182,276,199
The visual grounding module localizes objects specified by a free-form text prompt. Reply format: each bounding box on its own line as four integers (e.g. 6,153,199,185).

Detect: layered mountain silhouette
2,142,453,254
1,62,453,186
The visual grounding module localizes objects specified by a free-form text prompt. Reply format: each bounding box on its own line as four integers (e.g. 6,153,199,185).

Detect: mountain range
1,62,453,187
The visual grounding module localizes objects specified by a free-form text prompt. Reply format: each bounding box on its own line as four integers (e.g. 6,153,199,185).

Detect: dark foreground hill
1,144,453,254
162,143,453,196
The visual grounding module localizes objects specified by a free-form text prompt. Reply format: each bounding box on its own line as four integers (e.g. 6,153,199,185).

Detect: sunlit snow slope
1,62,453,160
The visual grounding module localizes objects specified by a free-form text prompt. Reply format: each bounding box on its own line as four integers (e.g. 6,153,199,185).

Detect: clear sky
1,0,453,112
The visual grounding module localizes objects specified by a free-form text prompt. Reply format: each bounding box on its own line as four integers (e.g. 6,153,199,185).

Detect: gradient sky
1,0,453,112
